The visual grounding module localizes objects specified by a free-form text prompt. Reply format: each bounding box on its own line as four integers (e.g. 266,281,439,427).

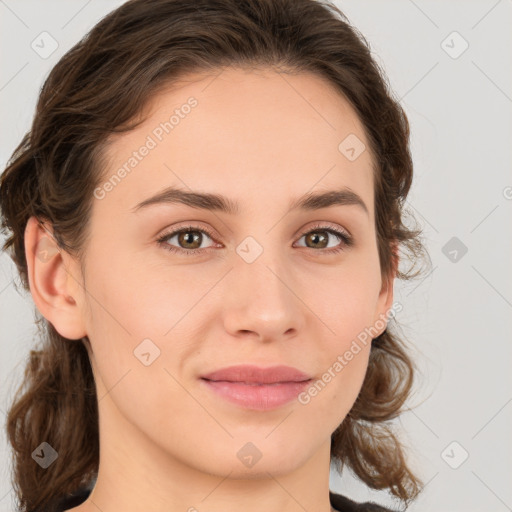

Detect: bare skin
25,66,396,512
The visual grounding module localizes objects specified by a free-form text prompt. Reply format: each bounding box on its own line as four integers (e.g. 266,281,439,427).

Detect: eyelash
156,223,353,257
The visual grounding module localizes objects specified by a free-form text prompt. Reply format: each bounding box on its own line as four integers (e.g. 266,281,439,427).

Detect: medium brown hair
0,0,430,510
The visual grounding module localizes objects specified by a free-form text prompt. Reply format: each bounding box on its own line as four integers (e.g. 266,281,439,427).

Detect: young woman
0,0,429,511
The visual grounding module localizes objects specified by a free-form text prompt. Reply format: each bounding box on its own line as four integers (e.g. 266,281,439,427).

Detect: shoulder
330,490,398,512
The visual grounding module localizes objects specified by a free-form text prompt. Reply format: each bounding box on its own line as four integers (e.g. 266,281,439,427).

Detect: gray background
1,1,511,511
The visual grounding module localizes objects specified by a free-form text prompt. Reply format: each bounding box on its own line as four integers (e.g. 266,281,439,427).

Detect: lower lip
200,378,311,410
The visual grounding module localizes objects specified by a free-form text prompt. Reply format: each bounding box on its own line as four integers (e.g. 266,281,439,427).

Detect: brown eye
176,230,203,249
304,231,329,249
296,225,353,253
156,225,218,256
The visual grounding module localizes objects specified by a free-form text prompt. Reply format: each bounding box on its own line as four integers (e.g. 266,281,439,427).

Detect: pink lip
200,365,312,411
200,364,311,384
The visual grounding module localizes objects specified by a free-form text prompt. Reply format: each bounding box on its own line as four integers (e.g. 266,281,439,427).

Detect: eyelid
295,221,352,241
156,222,220,251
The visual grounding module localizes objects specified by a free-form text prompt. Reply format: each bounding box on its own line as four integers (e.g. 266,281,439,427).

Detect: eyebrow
131,186,369,216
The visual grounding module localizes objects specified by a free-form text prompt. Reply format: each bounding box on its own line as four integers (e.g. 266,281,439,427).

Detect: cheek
81,248,211,397
293,339,371,451
306,261,379,406
324,342,372,402
84,247,196,339
317,261,381,342
299,333,371,437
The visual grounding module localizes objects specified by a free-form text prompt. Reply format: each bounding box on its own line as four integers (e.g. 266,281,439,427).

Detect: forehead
95,66,375,219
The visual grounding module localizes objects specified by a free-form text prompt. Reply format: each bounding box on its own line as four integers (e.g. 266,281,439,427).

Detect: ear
372,240,399,337
24,216,87,340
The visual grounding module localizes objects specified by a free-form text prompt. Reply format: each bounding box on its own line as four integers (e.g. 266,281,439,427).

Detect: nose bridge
239,237,292,306
222,235,302,337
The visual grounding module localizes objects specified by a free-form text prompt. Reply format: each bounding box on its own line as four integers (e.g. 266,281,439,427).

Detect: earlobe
24,216,87,340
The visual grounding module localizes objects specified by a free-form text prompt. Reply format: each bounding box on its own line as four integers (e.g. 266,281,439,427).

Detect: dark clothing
54,487,397,512
329,490,397,511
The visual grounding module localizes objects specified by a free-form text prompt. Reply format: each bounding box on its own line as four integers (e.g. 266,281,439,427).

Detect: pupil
181,231,200,248
309,232,326,248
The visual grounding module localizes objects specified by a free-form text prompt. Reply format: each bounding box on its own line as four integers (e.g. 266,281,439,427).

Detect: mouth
199,364,313,410
200,377,312,411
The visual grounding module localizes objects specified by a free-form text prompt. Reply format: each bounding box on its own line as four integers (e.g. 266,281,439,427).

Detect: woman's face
68,67,394,477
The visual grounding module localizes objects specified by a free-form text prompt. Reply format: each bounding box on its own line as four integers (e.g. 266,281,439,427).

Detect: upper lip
201,365,312,384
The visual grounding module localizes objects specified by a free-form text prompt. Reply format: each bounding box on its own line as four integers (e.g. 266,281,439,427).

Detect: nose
221,251,305,343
